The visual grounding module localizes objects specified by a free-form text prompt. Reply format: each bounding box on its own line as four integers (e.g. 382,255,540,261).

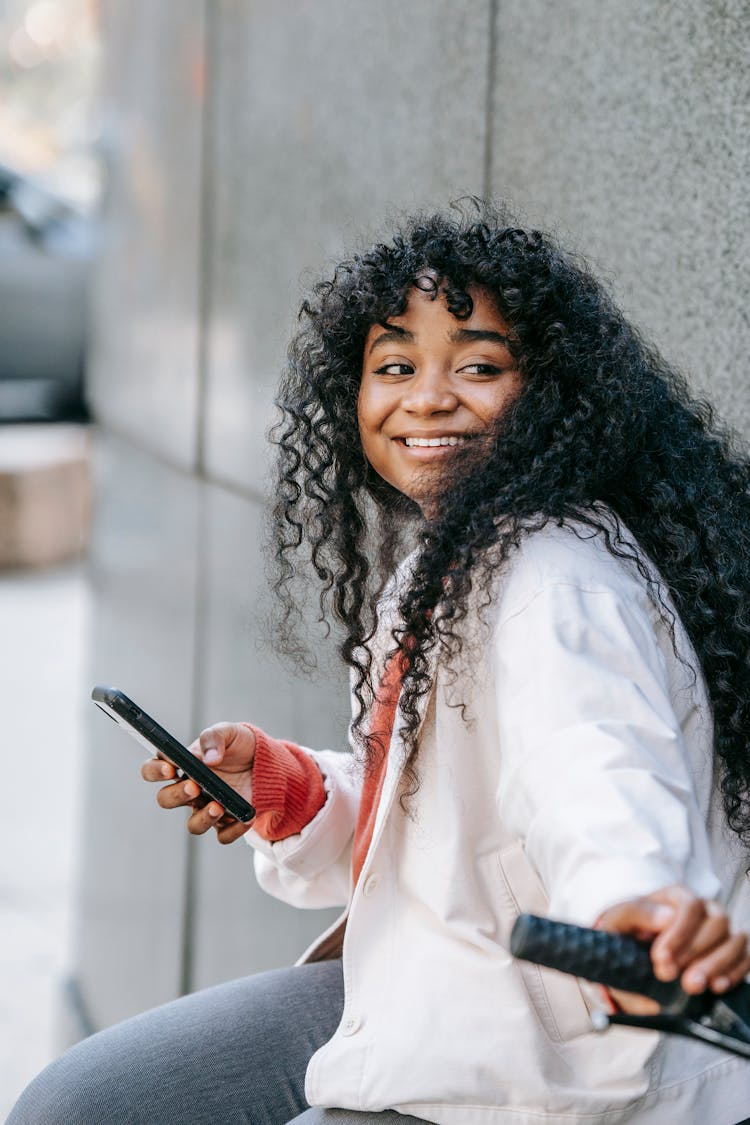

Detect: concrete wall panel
73,433,200,1028
201,0,493,491
488,0,750,432
87,2,206,470
188,484,345,989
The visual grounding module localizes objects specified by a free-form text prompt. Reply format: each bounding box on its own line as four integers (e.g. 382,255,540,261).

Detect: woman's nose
401,369,457,414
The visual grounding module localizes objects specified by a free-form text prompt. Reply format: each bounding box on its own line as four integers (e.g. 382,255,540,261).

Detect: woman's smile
358,284,521,511
400,434,477,447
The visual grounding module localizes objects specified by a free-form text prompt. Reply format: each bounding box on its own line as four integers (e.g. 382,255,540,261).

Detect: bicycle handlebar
510,913,686,1009
510,913,750,1058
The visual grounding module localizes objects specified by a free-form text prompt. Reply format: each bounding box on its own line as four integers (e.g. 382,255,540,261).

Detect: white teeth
403,436,469,447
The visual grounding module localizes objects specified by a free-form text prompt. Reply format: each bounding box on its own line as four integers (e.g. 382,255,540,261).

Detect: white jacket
246,519,750,1124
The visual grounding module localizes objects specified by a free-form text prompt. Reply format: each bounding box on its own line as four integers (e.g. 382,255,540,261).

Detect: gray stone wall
489,0,750,431
69,0,749,1034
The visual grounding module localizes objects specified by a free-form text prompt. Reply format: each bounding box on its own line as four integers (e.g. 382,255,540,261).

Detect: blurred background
0,0,748,1115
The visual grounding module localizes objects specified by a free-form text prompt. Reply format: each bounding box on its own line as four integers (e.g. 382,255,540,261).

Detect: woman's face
358,285,521,513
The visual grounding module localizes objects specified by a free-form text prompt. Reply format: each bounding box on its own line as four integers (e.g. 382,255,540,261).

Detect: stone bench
0,424,91,569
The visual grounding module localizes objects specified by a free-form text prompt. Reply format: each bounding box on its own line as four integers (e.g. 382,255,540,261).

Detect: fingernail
161,764,171,778
208,804,221,818
687,971,707,990
653,959,677,981
204,749,219,764
713,976,730,992
651,905,673,925
185,781,199,798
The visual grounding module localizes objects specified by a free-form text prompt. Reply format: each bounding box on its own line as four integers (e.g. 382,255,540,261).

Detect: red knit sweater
247,650,404,888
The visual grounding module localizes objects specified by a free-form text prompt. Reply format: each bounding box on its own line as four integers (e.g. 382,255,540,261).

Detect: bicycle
512,913,750,1124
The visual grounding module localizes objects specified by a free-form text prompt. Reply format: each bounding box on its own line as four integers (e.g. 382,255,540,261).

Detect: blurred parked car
0,161,96,422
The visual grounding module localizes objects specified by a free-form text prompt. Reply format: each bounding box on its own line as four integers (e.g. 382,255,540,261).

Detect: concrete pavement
0,562,88,1118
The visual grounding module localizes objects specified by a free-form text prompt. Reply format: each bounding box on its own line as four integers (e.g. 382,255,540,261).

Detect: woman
11,204,750,1124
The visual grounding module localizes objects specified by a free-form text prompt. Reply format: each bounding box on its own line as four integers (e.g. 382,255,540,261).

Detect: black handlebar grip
510,914,686,1009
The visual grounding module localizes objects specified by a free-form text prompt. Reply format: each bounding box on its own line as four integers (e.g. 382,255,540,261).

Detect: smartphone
91,685,256,823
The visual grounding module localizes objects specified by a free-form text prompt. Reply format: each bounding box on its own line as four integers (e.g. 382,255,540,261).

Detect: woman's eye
460,363,503,376
374,363,413,376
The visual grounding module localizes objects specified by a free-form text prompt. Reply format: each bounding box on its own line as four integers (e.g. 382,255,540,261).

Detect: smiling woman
11,202,750,1125
358,284,522,513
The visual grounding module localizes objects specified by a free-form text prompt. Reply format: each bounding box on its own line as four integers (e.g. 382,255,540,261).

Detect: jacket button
363,874,380,897
341,1014,362,1036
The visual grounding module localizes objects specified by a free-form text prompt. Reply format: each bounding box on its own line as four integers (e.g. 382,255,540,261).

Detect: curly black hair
270,200,750,841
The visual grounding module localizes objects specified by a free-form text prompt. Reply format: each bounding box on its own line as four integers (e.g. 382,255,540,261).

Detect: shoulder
493,512,658,625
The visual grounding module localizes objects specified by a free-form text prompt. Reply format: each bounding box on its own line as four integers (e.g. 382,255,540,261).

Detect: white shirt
247,518,750,1124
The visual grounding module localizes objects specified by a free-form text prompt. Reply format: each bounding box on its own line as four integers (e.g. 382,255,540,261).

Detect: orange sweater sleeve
244,724,327,841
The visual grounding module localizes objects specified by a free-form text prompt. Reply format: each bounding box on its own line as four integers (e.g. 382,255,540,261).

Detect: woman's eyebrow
448,328,510,347
367,325,415,354
367,325,510,355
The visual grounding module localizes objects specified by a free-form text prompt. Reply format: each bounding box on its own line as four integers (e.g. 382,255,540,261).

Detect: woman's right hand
140,722,256,844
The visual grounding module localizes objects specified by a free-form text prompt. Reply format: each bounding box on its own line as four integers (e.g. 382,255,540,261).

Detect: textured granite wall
69,0,749,1035
488,0,750,433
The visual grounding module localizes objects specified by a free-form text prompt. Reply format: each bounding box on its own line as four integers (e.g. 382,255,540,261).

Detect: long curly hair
270,200,750,842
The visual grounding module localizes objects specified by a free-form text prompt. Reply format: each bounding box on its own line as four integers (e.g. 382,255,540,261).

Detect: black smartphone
91,685,256,823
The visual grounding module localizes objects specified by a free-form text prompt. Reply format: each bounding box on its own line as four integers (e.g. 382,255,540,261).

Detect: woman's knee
8,1034,136,1124
7,986,234,1123
8,962,345,1124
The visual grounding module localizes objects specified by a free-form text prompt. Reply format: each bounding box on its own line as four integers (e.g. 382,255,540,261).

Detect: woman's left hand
596,884,750,1015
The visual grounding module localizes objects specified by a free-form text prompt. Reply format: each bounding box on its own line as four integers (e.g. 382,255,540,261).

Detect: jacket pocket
495,840,595,1041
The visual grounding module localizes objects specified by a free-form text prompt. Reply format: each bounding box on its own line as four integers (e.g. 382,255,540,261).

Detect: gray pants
8,960,428,1124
